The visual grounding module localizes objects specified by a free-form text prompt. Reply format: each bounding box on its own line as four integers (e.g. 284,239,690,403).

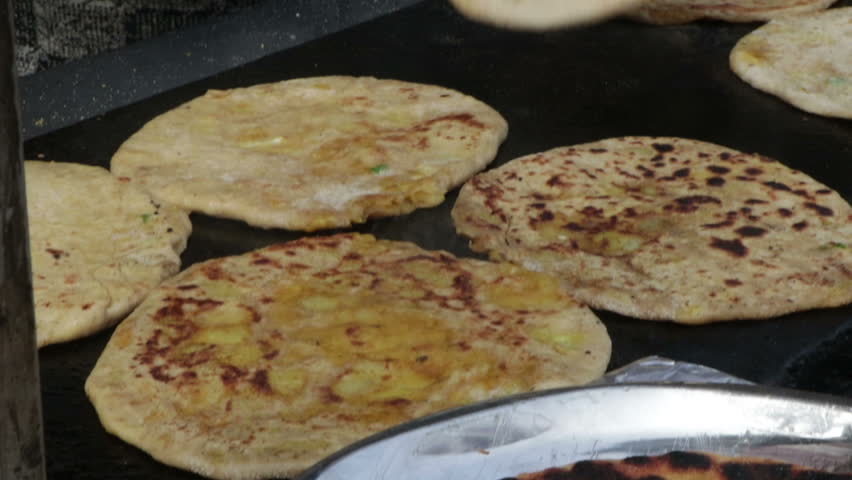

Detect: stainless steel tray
299,383,852,479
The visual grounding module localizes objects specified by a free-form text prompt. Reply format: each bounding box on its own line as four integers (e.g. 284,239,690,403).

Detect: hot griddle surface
32,0,852,478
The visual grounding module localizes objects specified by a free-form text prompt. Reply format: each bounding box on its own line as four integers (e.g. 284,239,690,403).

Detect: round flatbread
449,0,645,30
452,137,852,324
26,161,191,347
513,451,850,480
84,233,610,479
110,76,508,231
730,7,852,119
628,0,837,24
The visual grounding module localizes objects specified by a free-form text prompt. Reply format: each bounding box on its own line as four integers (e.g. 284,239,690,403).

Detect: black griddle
30,1,852,478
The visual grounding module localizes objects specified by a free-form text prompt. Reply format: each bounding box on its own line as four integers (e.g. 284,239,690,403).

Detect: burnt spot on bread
666,451,713,470
668,195,721,213
710,237,748,257
718,152,732,161
249,370,273,394
745,199,768,205
804,202,834,217
763,181,791,192
637,165,655,178
580,206,605,218
529,210,555,228
706,177,726,187
673,168,690,178
220,365,247,387
792,221,808,231
816,188,832,195
416,113,486,131
201,263,230,281
547,174,568,187
745,168,764,176
589,148,607,153
149,365,174,383
707,165,731,175
703,219,735,229
46,248,68,260
777,208,794,218
735,226,768,238
721,462,792,480
251,254,283,268
652,143,674,153
725,279,743,287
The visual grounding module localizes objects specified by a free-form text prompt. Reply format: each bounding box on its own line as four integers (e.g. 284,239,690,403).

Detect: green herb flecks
141,213,152,223
370,164,389,174
829,242,848,249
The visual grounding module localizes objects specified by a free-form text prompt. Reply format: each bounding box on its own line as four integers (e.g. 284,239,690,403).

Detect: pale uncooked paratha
26,161,191,347
449,0,645,30
730,7,852,119
85,233,610,479
110,76,508,231
628,0,838,24
452,137,852,324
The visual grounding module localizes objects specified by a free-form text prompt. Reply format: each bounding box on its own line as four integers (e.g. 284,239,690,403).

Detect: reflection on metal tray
299,383,852,480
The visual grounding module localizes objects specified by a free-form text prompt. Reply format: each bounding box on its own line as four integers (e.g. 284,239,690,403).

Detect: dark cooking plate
31,0,852,478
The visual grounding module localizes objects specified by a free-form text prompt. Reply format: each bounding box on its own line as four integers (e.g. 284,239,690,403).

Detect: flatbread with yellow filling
85,233,610,479
111,76,508,231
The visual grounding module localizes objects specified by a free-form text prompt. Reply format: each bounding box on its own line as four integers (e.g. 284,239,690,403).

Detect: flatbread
84,233,610,479
452,137,852,324
110,76,508,231
26,161,191,347
511,451,852,480
628,0,838,24
730,7,852,119
449,0,645,30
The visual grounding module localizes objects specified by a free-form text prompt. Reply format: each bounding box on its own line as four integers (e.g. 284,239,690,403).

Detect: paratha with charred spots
26,161,191,347
730,7,852,120
627,0,838,24
85,233,610,480
452,137,852,324
507,451,852,480
448,0,645,31
110,76,508,231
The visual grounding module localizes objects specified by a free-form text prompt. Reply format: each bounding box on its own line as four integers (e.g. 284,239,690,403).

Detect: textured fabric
13,0,262,74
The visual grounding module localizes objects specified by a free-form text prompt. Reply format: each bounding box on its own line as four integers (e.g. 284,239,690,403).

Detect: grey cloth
13,0,262,74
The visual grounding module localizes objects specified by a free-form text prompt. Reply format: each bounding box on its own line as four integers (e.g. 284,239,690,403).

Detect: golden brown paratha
511,451,852,480
110,76,508,231
26,161,191,347
730,7,852,119
448,0,645,30
452,137,852,324
85,233,610,479
628,0,838,24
